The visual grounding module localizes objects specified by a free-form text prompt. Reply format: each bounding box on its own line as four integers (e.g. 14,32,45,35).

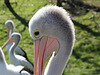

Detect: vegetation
0,0,100,75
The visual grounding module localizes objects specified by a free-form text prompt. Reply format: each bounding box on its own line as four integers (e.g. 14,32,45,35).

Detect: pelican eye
34,30,40,38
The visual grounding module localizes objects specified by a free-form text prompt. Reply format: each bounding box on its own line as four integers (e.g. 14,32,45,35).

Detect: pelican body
29,5,75,75
0,47,30,75
2,33,34,74
5,20,28,58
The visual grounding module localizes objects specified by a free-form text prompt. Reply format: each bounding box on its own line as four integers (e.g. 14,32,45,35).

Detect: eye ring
34,30,40,38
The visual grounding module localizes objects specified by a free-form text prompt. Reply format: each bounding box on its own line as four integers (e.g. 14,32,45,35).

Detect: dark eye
34,30,40,38
34,32,39,36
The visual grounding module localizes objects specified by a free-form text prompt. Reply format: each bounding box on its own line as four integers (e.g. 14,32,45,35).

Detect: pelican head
2,33,21,49
5,20,15,37
29,5,75,75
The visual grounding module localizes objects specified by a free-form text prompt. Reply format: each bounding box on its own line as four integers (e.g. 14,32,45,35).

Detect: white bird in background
2,33,34,74
5,20,28,59
29,5,75,75
0,47,30,75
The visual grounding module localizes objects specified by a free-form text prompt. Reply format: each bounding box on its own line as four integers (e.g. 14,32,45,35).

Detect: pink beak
7,27,11,37
2,37,15,49
34,36,59,75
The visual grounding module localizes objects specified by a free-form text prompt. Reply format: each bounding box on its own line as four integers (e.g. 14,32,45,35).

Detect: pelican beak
2,37,15,49
7,27,11,37
34,36,59,75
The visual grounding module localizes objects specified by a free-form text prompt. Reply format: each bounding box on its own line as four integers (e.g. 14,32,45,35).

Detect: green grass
0,0,100,75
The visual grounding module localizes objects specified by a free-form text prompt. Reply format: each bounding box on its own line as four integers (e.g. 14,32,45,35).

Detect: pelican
0,47,30,75
5,20,28,58
2,33,34,74
29,5,75,75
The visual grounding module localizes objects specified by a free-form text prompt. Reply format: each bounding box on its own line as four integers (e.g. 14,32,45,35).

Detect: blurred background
0,0,100,75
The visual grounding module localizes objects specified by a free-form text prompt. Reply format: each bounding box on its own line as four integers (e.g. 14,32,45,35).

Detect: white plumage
5,20,28,58
0,47,30,75
2,33,33,74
